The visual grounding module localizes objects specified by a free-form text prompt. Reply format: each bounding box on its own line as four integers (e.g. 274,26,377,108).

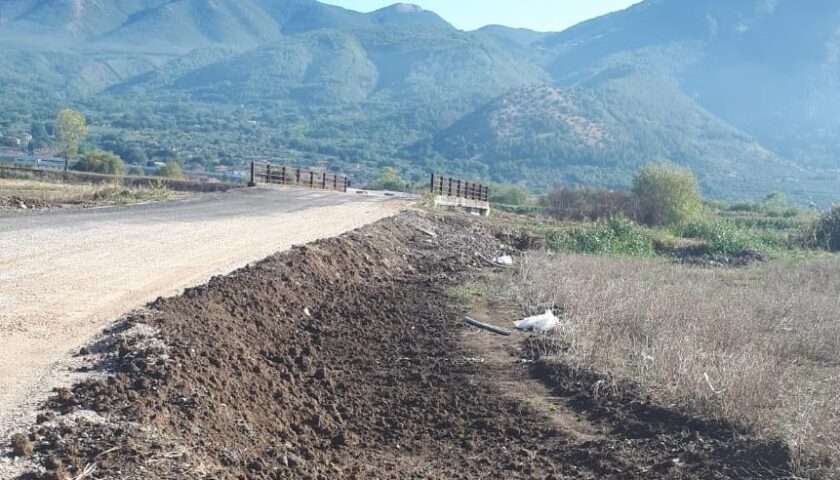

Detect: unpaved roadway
0,187,400,438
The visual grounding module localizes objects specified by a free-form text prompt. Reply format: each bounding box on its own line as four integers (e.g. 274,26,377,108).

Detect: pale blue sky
323,0,641,32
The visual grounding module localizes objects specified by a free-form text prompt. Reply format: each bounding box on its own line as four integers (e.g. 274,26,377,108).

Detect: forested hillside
0,0,838,204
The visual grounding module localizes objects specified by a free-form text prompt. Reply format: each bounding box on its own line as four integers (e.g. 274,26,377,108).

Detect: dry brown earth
0,187,400,452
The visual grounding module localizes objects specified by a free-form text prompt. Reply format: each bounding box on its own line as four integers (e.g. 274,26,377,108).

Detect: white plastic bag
493,255,514,266
514,310,559,333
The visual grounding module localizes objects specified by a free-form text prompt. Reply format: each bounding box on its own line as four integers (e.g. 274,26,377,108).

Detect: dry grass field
477,254,840,477
0,178,177,208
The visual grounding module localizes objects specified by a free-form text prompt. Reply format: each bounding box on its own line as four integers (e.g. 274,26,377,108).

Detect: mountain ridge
0,0,837,204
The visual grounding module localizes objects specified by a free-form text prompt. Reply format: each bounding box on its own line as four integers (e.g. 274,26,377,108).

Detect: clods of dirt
10,434,34,457
0,195,55,210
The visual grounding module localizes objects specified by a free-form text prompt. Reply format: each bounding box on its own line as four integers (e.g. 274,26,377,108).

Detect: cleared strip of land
0,187,400,438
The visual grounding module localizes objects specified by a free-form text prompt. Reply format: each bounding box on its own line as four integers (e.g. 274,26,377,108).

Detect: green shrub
489,183,536,214
73,150,126,176
549,215,654,256
705,225,763,256
634,164,702,227
722,194,805,223
728,202,761,213
781,208,800,218
674,219,781,256
807,206,840,252
489,184,531,207
495,204,539,215
729,216,807,231
153,162,183,179
366,167,406,191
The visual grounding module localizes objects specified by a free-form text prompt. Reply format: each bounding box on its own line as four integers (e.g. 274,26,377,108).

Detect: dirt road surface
0,187,400,440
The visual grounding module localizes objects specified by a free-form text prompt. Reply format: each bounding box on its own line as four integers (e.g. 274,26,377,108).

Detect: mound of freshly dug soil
14,212,790,479
0,195,55,210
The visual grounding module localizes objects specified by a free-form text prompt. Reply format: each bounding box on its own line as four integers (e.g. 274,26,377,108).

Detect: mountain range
0,0,838,204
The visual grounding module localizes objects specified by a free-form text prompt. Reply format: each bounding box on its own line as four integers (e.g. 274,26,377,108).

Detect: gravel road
0,187,401,441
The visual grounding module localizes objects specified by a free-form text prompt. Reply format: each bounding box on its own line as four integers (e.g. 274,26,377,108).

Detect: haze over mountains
0,0,838,203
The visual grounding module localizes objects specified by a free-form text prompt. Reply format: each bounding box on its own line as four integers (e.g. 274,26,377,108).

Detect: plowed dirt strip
12,213,789,480
0,188,400,441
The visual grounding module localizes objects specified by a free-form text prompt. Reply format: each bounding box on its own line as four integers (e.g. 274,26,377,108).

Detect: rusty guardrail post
248,161,256,187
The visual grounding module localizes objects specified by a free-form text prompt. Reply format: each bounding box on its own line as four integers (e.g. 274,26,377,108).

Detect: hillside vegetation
0,0,838,204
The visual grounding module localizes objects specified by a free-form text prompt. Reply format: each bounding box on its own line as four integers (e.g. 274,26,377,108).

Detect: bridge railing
250,162,348,193
429,173,489,202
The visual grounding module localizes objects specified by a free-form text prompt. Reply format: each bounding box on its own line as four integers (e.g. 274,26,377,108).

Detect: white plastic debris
514,310,559,333
304,308,311,317
493,255,514,266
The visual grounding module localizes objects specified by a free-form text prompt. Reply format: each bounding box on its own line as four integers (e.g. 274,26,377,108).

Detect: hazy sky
323,0,641,32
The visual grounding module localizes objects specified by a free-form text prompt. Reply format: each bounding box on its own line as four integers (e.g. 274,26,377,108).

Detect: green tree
73,150,127,176
123,147,148,164
489,184,531,206
633,164,702,227
55,109,86,171
366,167,406,191
28,123,49,153
154,162,183,179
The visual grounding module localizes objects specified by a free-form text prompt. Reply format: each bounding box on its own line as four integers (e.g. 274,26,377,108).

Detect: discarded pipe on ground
464,316,512,336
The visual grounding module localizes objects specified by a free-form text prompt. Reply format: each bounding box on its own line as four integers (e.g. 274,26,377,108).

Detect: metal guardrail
249,162,348,193
429,173,489,202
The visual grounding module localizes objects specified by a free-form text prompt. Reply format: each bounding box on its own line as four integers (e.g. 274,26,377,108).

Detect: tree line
49,109,183,179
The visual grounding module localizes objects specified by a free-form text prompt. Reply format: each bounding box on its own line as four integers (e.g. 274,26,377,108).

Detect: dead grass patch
504,253,840,477
0,178,177,207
